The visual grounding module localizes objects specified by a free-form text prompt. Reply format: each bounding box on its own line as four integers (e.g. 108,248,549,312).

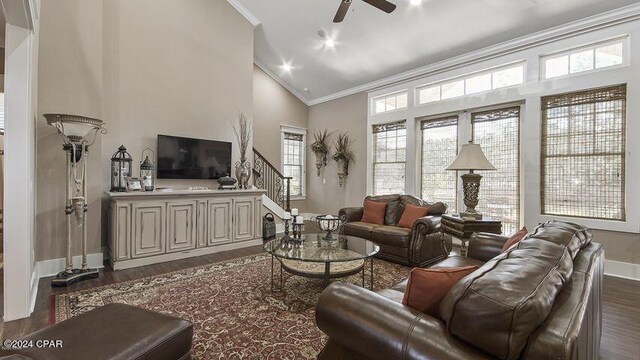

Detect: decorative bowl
314,214,344,241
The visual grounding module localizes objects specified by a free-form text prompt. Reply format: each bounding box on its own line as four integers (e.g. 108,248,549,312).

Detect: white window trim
280,125,307,199
370,90,409,116
539,36,629,81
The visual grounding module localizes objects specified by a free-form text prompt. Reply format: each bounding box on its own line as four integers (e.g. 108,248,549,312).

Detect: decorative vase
235,157,252,189
336,159,348,188
314,152,327,177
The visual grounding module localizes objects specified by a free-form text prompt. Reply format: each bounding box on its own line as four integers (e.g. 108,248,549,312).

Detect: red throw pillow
398,204,430,229
402,266,478,318
361,200,387,225
501,226,528,252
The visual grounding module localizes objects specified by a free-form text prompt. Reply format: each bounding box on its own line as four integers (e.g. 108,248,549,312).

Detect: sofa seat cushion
431,255,485,269
11,303,193,360
376,288,405,303
371,226,412,247
342,221,382,239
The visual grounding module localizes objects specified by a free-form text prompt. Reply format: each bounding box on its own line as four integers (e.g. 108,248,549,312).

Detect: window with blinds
472,107,520,235
373,121,406,195
420,116,458,213
541,85,626,221
283,132,305,197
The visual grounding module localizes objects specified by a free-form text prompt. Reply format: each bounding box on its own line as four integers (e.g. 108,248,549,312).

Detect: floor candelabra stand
45,114,106,287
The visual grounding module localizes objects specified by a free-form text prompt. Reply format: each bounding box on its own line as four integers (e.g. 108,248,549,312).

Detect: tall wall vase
336,159,349,188
235,157,252,189
332,132,353,188
314,152,327,177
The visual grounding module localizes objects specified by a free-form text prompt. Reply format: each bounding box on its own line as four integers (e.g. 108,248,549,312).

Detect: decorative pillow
402,266,478,318
398,204,430,229
361,200,387,225
501,226,528,252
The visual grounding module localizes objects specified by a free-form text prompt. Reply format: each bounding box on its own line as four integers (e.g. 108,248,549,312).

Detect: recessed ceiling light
410,0,422,5
282,63,292,72
303,88,309,92
325,38,335,48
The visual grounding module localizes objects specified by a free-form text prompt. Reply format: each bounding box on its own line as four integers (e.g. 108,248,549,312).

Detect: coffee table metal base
270,255,374,292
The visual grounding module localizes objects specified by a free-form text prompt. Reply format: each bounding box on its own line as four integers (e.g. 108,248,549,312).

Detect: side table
441,214,502,256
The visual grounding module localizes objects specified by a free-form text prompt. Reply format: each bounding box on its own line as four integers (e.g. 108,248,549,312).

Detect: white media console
106,189,266,270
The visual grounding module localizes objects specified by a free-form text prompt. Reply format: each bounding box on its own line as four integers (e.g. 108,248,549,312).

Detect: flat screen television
157,134,232,180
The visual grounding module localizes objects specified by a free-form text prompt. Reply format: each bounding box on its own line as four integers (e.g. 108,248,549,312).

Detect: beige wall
592,230,640,265
36,0,254,261
253,65,308,169
306,92,368,214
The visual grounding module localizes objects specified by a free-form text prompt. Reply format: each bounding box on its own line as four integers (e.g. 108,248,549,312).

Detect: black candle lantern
140,148,155,191
111,145,132,192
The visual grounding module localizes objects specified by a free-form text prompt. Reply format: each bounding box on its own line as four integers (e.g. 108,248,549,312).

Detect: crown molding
254,60,311,106
305,3,640,106
226,0,260,27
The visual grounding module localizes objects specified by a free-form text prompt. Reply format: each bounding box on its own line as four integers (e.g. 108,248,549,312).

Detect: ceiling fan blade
333,0,352,23
362,0,396,13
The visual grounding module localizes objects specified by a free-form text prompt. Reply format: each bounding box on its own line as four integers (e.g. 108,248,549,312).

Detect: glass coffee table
264,233,380,292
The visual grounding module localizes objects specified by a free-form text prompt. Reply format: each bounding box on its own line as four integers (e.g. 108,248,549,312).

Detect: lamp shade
446,142,496,171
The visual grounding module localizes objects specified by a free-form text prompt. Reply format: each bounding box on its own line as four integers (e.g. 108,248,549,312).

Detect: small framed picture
125,177,142,192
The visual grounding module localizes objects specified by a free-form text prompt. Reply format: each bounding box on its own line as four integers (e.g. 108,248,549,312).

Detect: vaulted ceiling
235,0,639,104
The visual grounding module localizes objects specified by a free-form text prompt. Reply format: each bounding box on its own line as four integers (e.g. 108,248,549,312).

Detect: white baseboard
604,259,640,281
37,252,105,278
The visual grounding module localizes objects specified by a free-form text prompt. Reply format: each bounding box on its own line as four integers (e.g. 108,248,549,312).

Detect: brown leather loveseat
316,221,603,360
339,194,452,267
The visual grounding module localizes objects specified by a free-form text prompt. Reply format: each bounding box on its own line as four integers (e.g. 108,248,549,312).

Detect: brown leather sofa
0,303,193,360
316,221,603,360
339,194,452,267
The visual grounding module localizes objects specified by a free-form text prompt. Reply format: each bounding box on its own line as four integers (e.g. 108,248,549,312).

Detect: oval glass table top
264,233,380,263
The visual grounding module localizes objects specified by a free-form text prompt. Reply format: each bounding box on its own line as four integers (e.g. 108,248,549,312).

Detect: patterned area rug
52,253,410,359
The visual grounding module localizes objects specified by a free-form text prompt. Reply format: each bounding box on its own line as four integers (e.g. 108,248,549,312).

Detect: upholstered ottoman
0,303,193,360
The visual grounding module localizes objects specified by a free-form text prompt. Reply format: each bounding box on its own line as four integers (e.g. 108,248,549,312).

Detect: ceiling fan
333,0,397,23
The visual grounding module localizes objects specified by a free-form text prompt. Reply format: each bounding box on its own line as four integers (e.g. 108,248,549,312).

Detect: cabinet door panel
132,203,166,258
168,202,196,253
196,200,207,247
113,204,131,260
208,199,232,245
234,198,254,242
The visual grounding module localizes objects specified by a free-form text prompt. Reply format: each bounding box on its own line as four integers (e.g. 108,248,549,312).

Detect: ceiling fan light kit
333,0,397,23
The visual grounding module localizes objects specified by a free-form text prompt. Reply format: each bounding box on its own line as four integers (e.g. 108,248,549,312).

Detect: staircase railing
253,148,291,212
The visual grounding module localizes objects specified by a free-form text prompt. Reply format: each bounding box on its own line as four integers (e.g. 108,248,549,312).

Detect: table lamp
446,141,496,220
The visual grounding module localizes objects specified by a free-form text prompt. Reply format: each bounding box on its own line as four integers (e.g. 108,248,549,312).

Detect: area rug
52,253,410,359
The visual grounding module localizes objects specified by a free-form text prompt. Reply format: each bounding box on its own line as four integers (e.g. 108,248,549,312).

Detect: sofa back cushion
439,221,591,360
361,200,387,225
364,195,400,225
399,195,447,216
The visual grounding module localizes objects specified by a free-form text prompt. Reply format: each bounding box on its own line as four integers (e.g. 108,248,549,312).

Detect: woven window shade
373,121,407,195
472,107,520,235
420,116,458,213
283,132,304,196
541,85,626,221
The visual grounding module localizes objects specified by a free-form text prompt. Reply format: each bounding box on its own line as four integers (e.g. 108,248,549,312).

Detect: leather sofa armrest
408,216,451,266
467,232,510,262
316,283,491,360
412,215,441,235
339,207,364,223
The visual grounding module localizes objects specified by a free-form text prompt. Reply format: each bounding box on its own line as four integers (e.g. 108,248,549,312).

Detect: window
416,63,525,105
282,130,305,197
542,38,626,80
373,121,406,195
372,91,408,114
420,116,458,213
541,85,626,221
472,107,520,235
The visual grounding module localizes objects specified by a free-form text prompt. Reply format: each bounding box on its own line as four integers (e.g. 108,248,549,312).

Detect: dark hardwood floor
1,246,639,359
